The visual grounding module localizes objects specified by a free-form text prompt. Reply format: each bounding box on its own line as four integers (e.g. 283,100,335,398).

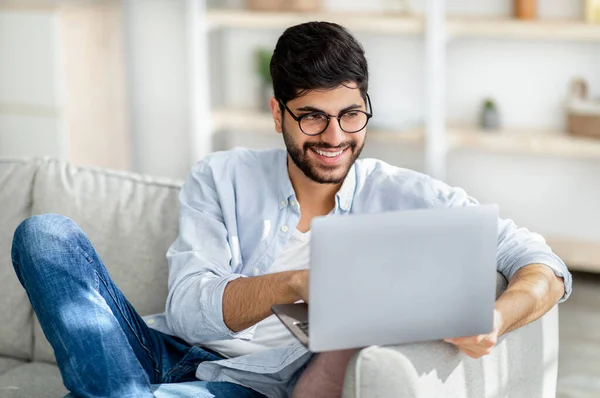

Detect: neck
287,157,340,213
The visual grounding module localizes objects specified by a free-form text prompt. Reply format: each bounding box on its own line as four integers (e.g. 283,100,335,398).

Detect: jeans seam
164,353,199,383
75,246,94,264
94,268,161,378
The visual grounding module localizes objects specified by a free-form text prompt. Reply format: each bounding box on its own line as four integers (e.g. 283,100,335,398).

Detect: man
11,22,571,398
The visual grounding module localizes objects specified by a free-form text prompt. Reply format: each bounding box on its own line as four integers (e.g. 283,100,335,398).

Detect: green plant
483,98,497,110
256,48,272,85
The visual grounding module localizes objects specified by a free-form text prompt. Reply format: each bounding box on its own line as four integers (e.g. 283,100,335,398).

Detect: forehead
290,85,364,112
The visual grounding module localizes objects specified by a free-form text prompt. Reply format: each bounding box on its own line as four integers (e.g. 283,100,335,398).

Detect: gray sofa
0,158,560,398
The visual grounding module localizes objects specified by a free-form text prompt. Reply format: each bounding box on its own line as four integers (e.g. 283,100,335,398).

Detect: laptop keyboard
294,321,309,336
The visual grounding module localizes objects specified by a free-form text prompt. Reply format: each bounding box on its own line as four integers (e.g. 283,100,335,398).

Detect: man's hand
443,309,504,359
290,269,309,303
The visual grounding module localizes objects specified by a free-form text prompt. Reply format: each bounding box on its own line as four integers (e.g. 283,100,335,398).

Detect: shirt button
281,225,289,233
280,200,287,207
290,199,298,207
147,319,155,325
253,268,260,275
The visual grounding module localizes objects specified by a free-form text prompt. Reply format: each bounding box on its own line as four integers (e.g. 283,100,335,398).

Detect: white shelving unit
190,1,600,271
198,6,600,163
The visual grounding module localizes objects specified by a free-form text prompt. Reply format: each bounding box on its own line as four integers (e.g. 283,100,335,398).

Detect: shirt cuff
506,254,573,304
541,258,572,304
198,273,258,341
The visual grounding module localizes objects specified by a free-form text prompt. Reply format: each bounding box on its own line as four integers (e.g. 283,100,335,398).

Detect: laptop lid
308,204,498,352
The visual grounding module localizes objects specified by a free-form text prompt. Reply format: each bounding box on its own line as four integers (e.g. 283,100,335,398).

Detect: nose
319,118,346,147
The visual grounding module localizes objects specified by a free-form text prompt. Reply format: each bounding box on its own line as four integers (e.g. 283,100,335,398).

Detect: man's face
274,84,367,185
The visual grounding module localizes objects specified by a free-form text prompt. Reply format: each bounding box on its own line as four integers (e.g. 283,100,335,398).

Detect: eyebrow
295,103,363,114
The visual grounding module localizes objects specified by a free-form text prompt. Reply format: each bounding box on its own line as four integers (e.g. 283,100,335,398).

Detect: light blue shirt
149,147,572,398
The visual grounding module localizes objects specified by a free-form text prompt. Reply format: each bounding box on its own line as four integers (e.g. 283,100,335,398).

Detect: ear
270,97,283,134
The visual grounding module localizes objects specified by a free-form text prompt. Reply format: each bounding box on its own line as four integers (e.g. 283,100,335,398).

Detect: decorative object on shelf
246,0,319,12
256,48,273,113
585,0,600,23
567,77,600,139
514,0,536,20
479,98,501,131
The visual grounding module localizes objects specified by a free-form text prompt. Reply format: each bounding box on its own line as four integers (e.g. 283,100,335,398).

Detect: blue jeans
11,214,266,398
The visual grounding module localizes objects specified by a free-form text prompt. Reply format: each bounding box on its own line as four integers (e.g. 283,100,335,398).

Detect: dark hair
270,21,369,104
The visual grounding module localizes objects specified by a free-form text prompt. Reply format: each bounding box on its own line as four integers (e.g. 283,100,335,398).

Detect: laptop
272,204,498,352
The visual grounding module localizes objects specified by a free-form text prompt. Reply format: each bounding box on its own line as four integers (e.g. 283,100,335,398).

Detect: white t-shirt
201,228,310,358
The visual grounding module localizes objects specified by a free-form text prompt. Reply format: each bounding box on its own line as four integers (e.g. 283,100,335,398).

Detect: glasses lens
300,113,329,135
340,111,369,133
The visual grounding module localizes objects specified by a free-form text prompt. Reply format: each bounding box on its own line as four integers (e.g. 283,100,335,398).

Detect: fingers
458,346,482,359
448,342,491,359
444,335,497,359
445,335,497,348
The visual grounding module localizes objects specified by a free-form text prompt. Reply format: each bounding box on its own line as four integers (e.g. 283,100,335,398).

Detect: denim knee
12,214,85,280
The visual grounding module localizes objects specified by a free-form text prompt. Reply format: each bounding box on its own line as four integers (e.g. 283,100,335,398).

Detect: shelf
206,9,424,35
212,111,600,160
211,108,423,144
448,127,600,160
546,237,600,272
0,102,60,118
0,1,107,10
212,108,275,134
205,10,600,42
447,18,600,42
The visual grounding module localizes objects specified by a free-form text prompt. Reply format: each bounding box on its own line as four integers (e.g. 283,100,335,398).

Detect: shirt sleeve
426,176,572,303
165,159,257,344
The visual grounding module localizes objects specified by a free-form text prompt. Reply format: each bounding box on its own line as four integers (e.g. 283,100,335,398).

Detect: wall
0,2,130,170
124,0,191,179
62,1,130,171
0,7,64,159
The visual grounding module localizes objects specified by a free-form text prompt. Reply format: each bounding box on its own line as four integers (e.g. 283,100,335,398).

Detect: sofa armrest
342,273,560,398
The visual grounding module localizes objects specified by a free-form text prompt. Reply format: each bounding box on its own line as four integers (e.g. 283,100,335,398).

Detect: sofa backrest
25,159,182,363
0,159,39,361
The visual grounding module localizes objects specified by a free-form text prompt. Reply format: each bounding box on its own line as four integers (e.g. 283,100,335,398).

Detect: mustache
303,142,356,151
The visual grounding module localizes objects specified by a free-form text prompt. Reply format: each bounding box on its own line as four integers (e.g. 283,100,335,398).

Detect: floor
556,271,600,398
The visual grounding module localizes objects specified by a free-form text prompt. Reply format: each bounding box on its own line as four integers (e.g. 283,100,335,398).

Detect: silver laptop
272,204,498,352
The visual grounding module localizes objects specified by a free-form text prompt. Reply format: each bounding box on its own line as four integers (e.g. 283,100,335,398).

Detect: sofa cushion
31,159,182,363
0,357,27,376
0,159,38,360
0,362,66,398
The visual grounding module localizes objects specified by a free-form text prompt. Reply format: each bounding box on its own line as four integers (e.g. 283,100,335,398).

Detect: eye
303,113,328,122
342,111,360,119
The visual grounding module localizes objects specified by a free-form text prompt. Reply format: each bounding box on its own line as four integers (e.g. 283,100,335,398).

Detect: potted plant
480,98,501,131
256,48,273,113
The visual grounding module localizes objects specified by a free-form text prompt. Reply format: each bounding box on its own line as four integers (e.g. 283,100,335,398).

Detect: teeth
315,148,344,157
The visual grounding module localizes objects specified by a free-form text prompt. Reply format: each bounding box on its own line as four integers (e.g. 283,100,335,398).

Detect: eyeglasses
278,94,373,136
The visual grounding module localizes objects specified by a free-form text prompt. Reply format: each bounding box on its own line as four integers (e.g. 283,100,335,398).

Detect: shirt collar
278,150,296,209
335,163,356,213
277,149,357,212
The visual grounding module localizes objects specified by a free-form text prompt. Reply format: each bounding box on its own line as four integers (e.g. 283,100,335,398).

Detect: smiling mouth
313,148,345,157
309,146,350,165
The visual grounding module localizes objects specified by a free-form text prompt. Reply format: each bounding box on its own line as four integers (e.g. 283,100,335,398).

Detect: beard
282,123,365,184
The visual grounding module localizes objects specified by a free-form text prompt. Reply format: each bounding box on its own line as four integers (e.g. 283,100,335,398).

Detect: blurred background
0,0,599,396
